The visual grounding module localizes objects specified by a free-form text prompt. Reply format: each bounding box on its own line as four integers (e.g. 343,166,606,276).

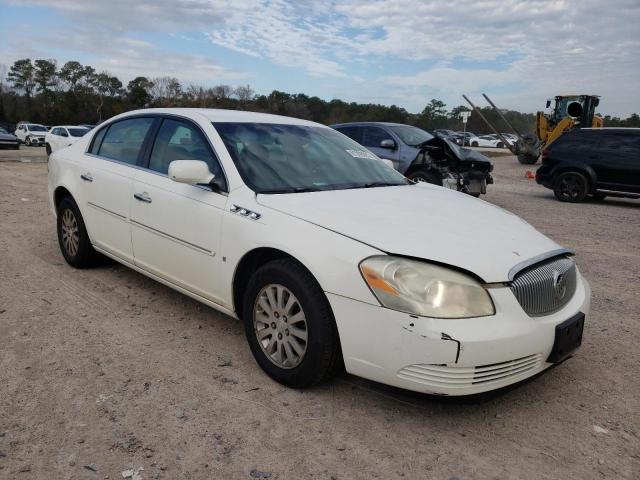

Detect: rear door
592,132,640,192
79,116,157,262
130,116,228,304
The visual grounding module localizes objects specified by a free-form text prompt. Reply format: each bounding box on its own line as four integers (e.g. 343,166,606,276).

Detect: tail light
541,148,551,164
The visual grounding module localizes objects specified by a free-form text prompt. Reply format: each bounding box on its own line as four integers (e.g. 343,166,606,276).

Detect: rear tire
57,197,102,268
406,168,442,186
553,171,589,203
242,258,342,388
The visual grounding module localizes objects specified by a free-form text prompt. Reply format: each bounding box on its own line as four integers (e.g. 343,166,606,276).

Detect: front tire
25,137,31,146
406,168,442,186
471,141,479,147
57,197,102,268
45,143,52,156
242,259,342,388
553,171,589,203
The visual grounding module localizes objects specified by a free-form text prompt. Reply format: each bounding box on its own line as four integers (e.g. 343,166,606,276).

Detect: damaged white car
47,109,590,396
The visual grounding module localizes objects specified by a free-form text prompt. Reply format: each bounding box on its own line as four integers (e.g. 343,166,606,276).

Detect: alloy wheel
253,284,308,369
61,209,80,257
558,174,585,200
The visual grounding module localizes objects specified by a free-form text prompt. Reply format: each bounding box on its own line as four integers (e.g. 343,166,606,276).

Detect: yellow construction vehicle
463,94,604,164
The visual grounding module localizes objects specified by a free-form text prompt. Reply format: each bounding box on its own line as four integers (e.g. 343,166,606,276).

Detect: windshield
68,128,89,137
387,125,433,147
27,125,47,132
213,123,409,193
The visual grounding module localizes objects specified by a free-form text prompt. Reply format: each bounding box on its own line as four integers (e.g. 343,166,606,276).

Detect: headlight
359,256,495,318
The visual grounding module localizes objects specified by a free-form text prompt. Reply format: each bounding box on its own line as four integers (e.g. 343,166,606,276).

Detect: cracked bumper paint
327,271,590,396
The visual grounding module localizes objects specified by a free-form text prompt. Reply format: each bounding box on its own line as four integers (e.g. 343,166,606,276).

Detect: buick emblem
552,271,567,300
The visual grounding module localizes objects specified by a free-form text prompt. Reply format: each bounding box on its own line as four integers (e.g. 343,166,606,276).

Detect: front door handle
133,192,152,203
80,173,93,182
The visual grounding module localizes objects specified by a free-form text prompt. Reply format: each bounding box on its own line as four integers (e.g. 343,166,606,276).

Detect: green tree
7,59,36,115
92,72,123,121
127,76,154,108
59,61,87,91
418,98,448,129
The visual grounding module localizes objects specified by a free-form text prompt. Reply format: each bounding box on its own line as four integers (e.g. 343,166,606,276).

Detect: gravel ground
0,152,638,479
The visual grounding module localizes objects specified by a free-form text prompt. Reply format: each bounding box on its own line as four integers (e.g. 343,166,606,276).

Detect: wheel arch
54,185,74,211
232,247,321,319
552,164,597,193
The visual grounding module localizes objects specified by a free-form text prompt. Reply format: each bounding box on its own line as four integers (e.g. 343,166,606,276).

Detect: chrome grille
510,256,576,316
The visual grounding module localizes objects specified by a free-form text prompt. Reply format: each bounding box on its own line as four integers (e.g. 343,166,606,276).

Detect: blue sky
1,0,639,116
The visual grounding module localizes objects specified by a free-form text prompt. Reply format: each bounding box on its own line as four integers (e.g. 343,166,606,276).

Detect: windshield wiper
359,181,409,189
257,186,323,194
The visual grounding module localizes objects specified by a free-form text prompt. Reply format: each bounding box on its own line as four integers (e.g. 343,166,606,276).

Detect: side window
51,128,59,135
362,127,390,148
602,133,640,160
335,126,363,144
97,117,154,165
89,127,108,154
149,118,224,184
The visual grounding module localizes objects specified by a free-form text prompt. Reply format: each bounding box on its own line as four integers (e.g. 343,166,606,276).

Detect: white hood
257,183,562,283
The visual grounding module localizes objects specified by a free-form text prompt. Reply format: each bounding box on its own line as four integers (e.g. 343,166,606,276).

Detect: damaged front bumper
328,271,590,396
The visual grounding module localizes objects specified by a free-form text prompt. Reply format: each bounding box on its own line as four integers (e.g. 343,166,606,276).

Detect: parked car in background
501,133,518,146
15,123,48,146
331,122,493,196
434,129,463,145
45,126,90,155
0,127,20,149
455,131,480,146
536,128,640,202
474,135,506,148
48,108,590,396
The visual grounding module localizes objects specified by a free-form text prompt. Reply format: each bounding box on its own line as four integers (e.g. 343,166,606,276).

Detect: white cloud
2,0,639,115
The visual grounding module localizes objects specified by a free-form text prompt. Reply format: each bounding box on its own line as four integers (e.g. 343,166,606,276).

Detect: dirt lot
1,148,638,479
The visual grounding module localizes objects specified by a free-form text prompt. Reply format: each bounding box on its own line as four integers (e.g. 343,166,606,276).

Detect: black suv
536,128,640,202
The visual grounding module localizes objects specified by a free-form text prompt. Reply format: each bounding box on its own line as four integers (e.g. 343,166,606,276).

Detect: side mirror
546,100,551,108
380,139,396,149
168,160,214,186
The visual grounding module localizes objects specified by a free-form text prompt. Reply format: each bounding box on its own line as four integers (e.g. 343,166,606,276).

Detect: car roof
51,125,90,129
120,108,323,127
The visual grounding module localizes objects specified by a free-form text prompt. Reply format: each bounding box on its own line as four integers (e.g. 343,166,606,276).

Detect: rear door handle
80,173,93,182
134,192,152,203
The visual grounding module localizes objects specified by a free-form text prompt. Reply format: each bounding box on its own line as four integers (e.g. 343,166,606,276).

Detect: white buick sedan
48,109,590,396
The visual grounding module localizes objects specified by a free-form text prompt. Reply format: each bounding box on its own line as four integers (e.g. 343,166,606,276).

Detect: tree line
1,58,638,133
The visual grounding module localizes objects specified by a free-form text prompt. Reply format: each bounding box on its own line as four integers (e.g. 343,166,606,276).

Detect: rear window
553,132,598,150
96,118,154,165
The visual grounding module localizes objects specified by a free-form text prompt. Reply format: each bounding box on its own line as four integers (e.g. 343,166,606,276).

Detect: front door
130,117,228,304
361,126,400,165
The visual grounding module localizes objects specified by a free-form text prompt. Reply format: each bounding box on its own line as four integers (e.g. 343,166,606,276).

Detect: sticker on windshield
346,149,377,160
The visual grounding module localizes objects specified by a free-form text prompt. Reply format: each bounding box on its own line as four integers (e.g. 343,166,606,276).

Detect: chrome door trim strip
130,219,214,256
87,201,127,219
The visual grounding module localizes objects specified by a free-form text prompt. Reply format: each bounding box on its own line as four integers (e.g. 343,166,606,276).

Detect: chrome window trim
83,153,228,196
84,112,230,195
507,247,575,281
